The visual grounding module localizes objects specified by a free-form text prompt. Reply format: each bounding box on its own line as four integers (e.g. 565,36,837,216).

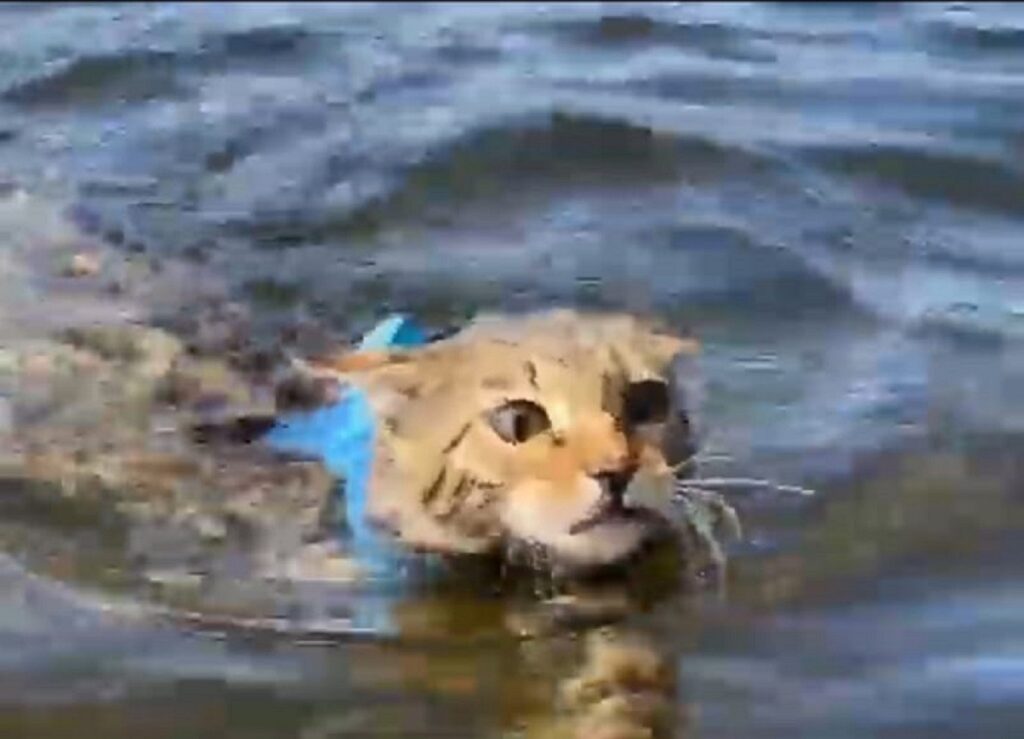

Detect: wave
917,244,1024,280
806,143,1024,218
2,24,317,110
541,12,775,63
925,20,1024,55
211,24,314,60
2,49,187,108
229,110,771,248
659,223,859,319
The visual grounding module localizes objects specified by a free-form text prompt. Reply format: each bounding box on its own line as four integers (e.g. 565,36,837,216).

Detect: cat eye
623,380,670,426
487,400,551,444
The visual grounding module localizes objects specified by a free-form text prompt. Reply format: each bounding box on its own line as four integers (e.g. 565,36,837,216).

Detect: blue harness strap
263,388,376,530
356,313,427,351
263,314,429,556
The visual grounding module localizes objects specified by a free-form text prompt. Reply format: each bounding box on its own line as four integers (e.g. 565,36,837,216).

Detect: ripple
2,50,188,108
233,110,770,248
925,21,1024,55
544,12,776,62
807,143,1024,217
661,223,857,319
1,23,319,112
918,243,1024,280
209,24,314,59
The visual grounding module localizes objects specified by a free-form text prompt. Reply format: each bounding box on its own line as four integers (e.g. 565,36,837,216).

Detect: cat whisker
666,455,698,475
689,452,735,466
675,477,817,497
665,450,734,475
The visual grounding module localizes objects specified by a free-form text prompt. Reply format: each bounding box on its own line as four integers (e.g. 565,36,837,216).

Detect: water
1,2,1023,736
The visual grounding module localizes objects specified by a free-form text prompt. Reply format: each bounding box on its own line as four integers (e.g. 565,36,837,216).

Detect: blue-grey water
1,3,1023,737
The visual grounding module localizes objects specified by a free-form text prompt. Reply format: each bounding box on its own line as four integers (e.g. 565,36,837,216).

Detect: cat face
309,310,699,570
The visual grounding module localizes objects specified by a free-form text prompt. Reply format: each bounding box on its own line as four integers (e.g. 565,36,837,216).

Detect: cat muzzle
568,468,640,535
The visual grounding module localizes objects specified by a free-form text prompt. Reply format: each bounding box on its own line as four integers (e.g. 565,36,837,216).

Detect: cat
254,309,707,573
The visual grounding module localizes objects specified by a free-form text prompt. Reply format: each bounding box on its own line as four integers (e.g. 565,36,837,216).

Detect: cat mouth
568,502,645,535
568,471,641,535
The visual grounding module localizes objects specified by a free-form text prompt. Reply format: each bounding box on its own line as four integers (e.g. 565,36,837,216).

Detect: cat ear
649,334,700,364
627,333,700,379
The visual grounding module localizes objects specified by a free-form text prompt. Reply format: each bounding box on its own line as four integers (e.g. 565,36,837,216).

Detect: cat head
307,310,700,571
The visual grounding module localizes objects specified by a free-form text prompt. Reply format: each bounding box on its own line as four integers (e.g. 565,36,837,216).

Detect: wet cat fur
298,310,701,570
